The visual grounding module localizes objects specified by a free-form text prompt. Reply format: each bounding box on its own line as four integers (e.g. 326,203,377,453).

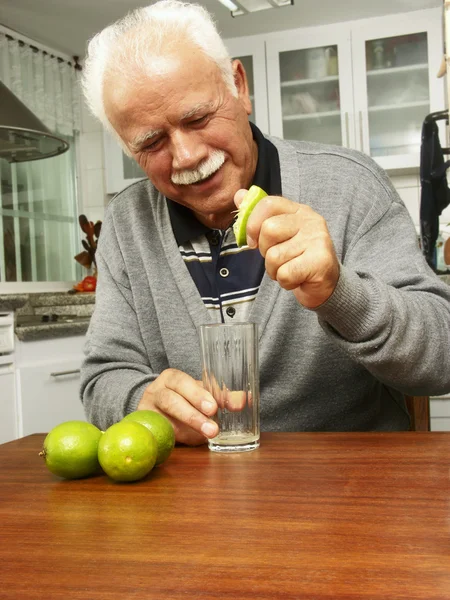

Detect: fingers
215,389,247,412
156,386,218,438
234,188,247,208
227,390,246,412
166,416,211,446
162,371,217,416
139,369,219,443
247,196,299,249
233,192,339,308
257,214,302,260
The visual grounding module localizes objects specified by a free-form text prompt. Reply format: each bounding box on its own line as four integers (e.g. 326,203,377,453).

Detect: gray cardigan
80,135,450,432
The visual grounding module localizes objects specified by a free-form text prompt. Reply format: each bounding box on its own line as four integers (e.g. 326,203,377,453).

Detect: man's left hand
234,190,340,309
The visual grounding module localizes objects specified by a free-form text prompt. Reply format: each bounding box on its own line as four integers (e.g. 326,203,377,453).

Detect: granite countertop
0,291,95,312
14,317,92,341
0,291,95,342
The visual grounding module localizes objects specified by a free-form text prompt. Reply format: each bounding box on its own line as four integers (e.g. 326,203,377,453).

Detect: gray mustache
171,150,225,185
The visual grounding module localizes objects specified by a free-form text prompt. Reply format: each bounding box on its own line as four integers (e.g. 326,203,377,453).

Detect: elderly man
80,0,450,445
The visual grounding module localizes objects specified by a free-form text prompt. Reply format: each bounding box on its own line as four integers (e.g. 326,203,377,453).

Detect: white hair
81,0,237,147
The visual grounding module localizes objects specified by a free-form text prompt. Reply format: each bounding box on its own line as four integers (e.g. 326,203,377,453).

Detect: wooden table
1,433,450,599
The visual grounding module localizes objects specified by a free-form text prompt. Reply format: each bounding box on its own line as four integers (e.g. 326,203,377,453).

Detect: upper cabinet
231,7,445,172
265,24,354,149
350,10,443,170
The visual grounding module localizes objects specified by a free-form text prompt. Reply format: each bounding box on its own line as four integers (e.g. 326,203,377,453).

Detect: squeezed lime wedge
233,185,268,247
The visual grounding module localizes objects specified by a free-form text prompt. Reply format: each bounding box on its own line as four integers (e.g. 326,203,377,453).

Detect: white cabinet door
103,130,147,194
351,7,445,170
430,395,450,431
0,362,17,444
265,22,355,149
225,35,269,135
17,357,86,436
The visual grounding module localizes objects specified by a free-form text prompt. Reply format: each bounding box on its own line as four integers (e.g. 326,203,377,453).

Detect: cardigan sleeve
79,212,159,431
314,194,450,396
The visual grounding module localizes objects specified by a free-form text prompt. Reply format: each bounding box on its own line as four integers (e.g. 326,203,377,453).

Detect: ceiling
0,0,443,58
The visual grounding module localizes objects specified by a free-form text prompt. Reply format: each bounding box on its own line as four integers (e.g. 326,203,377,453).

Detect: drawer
430,397,450,418
430,417,450,431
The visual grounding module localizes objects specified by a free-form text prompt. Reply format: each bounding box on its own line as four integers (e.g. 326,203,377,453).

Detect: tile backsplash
77,99,108,225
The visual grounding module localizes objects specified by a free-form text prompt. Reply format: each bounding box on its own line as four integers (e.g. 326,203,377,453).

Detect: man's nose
170,130,207,171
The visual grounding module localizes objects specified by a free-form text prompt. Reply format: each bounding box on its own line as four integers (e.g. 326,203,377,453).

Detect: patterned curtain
0,33,80,136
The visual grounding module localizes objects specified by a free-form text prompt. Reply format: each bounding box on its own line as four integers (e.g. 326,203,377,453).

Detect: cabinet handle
359,110,364,151
50,369,81,378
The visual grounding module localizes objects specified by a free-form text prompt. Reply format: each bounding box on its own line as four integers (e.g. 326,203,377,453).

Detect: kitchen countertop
0,291,95,342
0,291,95,312
0,294,28,312
14,316,91,341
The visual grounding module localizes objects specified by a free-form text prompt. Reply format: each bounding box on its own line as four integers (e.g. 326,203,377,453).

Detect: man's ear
232,59,252,116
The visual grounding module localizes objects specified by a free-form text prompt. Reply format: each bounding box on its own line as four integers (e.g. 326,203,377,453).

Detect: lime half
233,185,268,247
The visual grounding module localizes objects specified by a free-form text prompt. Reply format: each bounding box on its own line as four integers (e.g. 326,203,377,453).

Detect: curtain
0,32,81,284
0,33,80,135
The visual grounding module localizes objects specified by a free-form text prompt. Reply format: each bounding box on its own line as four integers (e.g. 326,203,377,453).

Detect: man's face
104,46,257,228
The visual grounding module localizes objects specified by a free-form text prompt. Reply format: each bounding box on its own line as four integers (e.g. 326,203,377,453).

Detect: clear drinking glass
198,322,260,453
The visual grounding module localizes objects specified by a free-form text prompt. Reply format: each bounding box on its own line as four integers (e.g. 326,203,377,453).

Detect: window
0,134,80,282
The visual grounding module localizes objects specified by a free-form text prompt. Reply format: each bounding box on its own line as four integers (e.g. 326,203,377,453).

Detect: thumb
233,188,248,209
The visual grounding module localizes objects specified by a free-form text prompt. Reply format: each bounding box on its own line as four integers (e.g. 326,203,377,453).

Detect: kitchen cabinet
265,23,354,149
350,10,444,170
264,8,444,171
430,395,450,431
15,335,87,437
0,359,16,444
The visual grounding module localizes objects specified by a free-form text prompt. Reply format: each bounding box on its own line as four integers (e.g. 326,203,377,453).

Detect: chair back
404,395,430,431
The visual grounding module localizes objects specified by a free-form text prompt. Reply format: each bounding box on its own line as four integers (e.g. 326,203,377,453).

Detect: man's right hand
137,368,219,446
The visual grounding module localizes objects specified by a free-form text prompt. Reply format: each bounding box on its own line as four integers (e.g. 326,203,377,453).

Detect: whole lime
122,410,175,465
40,421,102,479
98,421,157,482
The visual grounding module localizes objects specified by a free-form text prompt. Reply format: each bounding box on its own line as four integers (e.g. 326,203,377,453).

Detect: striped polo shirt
167,123,282,323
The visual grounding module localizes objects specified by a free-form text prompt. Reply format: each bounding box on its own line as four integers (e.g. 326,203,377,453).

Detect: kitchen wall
78,99,108,225
77,99,450,229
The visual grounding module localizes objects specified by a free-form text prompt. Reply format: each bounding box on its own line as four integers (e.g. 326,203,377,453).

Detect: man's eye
190,115,208,125
144,139,161,151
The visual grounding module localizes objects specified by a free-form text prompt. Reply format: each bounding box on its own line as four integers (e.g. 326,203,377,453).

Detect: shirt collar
167,122,282,245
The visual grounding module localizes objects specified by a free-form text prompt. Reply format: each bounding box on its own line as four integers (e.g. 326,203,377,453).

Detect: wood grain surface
1,432,450,599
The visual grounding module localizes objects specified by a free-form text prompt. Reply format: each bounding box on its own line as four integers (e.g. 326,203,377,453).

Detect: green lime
233,185,268,247
122,410,175,465
40,421,102,480
98,421,157,482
